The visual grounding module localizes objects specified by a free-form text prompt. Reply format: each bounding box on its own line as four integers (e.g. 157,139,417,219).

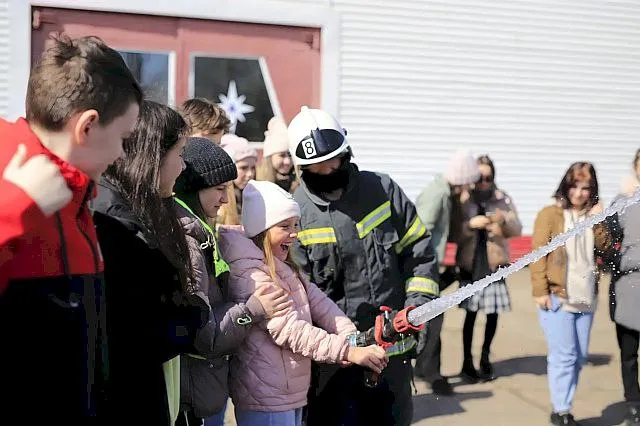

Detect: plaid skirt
459,278,511,314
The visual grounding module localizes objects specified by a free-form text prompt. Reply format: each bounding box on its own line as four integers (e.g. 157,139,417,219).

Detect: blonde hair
256,155,300,194
251,230,301,291
256,156,277,182
217,184,241,225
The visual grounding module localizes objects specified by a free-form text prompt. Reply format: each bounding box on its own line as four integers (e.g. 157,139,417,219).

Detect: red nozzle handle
392,306,424,334
374,315,392,349
374,306,393,349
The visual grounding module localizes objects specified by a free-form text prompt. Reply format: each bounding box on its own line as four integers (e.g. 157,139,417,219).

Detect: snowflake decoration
218,80,255,134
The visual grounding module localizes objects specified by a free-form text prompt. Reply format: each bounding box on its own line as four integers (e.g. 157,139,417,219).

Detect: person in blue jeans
531,162,610,426
205,401,303,426
204,402,226,426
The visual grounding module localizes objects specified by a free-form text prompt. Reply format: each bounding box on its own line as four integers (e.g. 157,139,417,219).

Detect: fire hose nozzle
392,306,424,334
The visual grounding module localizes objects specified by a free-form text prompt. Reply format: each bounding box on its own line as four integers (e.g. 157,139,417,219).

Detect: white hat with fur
444,149,481,186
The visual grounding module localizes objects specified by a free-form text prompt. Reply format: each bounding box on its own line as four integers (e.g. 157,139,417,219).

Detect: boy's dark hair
26,33,143,131
179,98,231,136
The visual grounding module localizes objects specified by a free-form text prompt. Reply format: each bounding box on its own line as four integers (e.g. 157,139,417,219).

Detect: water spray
406,189,640,326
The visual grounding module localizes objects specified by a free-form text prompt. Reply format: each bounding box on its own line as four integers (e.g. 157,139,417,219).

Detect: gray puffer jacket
609,191,640,331
177,203,266,418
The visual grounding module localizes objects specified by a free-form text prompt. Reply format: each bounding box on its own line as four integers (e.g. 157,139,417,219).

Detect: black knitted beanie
174,137,237,196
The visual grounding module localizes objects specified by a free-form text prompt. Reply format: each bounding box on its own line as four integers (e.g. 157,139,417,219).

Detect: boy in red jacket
0,34,141,421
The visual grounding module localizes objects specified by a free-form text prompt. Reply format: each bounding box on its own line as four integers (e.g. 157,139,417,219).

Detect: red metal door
31,7,321,139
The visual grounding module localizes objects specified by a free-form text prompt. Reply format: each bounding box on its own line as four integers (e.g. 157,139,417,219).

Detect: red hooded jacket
0,118,104,288
0,117,107,419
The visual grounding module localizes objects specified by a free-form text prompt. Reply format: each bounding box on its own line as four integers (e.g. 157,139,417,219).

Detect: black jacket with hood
92,179,205,424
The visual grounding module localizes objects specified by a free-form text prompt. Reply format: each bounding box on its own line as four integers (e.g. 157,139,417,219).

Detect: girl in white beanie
218,180,388,426
256,116,300,193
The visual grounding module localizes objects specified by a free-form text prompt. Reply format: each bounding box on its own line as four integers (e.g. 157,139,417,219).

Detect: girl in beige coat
531,162,609,426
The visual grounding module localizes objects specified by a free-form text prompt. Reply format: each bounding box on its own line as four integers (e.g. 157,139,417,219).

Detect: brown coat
455,189,522,273
530,204,610,298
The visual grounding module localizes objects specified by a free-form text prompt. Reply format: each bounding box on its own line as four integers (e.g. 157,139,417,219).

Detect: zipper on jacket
54,213,72,278
54,200,101,415
79,183,100,274
327,204,348,319
78,213,100,274
77,184,103,415
281,351,290,392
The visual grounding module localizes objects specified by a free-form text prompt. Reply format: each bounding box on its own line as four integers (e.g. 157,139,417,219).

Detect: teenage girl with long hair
531,162,610,425
93,101,206,425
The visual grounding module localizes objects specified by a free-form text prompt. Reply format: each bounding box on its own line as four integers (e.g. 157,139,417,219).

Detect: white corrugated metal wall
0,0,9,118
282,0,640,234
2,0,639,234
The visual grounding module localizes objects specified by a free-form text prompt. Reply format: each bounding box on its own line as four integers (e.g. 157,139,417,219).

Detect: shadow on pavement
411,390,493,423
587,353,613,367
579,401,626,426
470,353,613,379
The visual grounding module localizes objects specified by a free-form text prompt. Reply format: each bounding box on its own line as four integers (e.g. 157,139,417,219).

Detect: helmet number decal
302,138,318,159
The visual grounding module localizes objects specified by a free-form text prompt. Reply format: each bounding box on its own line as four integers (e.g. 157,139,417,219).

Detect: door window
190,55,281,141
119,50,174,106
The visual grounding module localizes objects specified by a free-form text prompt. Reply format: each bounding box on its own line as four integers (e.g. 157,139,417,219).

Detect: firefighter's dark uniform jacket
292,164,440,354
293,164,440,426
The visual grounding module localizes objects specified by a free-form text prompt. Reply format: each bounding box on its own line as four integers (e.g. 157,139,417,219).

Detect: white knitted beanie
242,180,301,238
444,149,481,186
221,134,257,163
262,116,290,158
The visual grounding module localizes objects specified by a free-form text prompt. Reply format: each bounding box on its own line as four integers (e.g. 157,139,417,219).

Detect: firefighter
288,107,440,426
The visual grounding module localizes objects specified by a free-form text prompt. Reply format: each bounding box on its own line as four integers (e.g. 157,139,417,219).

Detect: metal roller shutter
333,0,640,233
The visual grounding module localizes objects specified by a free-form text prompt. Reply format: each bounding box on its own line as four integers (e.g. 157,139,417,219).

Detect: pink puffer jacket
218,227,357,412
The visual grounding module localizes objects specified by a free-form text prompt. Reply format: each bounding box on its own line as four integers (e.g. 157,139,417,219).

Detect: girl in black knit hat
173,137,292,426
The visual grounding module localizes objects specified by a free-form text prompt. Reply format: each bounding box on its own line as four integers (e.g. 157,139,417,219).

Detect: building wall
3,0,640,234
0,0,10,118
317,0,640,234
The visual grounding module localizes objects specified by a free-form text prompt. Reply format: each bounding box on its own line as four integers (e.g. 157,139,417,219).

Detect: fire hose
353,189,640,387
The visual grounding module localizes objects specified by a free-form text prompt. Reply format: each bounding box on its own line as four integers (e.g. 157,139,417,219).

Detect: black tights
463,311,498,360
616,323,640,404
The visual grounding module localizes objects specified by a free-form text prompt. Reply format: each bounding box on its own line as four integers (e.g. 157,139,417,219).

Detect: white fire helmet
287,106,350,166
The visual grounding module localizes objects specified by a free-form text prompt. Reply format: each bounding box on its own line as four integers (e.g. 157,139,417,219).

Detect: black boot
550,412,580,425
479,352,495,382
427,377,454,396
460,358,480,383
